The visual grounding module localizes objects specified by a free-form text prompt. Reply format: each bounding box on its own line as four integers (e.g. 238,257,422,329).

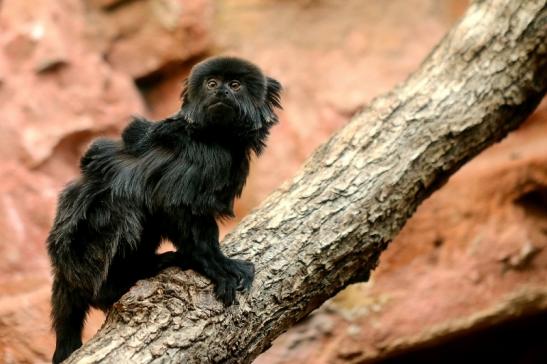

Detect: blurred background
1,0,547,363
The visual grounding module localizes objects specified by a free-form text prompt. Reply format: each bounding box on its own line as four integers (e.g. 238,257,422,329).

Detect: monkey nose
216,88,230,97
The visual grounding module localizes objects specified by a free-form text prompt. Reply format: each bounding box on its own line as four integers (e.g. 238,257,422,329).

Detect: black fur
47,56,282,363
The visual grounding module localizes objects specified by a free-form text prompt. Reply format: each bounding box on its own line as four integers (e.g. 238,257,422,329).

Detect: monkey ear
179,78,194,124
266,77,282,110
180,79,190,106
260,77,282,126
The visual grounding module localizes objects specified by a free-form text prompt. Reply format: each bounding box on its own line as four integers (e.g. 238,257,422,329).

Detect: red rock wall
1,0,546,362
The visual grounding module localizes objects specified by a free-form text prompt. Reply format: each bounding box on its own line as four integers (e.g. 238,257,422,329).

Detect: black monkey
47,56,282,363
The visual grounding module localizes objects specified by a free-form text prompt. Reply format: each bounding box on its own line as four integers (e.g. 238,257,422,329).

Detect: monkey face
200,76,246,125
180,57,282,136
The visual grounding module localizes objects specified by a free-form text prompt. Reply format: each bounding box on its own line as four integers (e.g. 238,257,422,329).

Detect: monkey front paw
213,258,255,306
229,258,254,292
214,278,237,306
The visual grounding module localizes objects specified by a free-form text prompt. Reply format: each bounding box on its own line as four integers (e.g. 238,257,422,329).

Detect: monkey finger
214,279,237,306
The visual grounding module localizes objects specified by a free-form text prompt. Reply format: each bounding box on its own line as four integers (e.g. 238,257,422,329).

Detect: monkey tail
51,275,88,364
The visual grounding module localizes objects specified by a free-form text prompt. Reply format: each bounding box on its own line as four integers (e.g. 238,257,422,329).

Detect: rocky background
1,0,546,363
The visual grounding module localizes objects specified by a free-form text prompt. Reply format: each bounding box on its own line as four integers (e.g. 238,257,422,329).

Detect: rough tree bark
67,0,547,363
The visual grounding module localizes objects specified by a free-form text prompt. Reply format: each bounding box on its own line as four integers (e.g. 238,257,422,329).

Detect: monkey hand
214,258,255,306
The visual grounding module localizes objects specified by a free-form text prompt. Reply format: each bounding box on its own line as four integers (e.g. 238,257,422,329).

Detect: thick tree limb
67,1,547,363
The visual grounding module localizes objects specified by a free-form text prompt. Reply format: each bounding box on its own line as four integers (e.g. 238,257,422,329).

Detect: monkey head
180,56,282,136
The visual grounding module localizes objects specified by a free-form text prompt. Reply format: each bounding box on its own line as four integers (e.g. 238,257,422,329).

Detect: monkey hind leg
153,251,189,273
51,277,89,364
91,251,189,311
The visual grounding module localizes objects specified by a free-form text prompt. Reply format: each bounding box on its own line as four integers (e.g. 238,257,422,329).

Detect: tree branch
67,0,547,362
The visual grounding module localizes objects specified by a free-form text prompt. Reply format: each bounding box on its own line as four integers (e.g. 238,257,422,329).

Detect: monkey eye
229,80,241,91
206,79,218,89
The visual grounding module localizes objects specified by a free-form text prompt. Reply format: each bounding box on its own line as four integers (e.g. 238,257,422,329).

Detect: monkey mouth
208,101,231,108
207,101,236,119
